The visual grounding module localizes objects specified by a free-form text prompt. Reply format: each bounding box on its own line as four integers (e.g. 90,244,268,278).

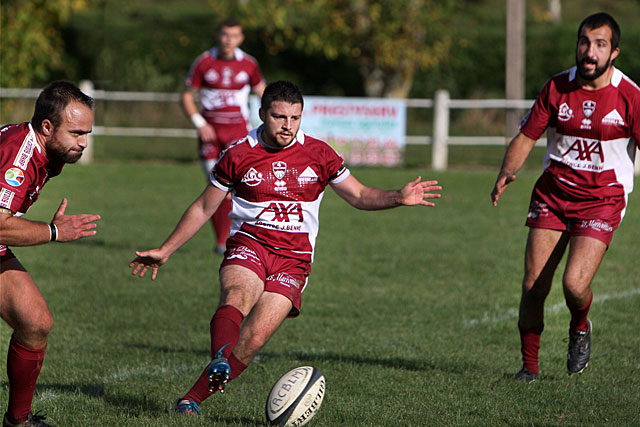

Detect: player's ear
259,108,265,122
41,119,55,137
610,47,620,62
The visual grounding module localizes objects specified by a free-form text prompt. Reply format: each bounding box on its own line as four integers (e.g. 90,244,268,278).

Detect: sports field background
1,157,639,426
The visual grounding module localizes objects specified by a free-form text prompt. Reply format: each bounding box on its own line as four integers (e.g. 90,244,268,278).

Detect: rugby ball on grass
266,366,325,427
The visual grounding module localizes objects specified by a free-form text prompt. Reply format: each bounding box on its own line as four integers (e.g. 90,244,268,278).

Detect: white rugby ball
265,366,325,427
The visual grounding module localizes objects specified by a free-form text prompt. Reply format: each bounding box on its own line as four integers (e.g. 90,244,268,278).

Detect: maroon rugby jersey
185,47,264,125
520,66,640,199
0,123,62,255
210,127,350,262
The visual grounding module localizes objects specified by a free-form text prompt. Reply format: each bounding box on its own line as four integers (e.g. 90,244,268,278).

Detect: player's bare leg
562,235,606,374
516,228,568,381
520,228,569,330
0,258,53,425
232,291,293,366
0,259,53,350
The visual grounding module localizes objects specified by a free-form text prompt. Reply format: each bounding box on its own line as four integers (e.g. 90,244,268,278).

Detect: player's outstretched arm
129,184,227,280
0,198,100,247
491,132,537,206
331,175,441,210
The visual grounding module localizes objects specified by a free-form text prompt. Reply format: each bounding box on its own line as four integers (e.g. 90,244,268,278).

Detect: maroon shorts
0,247,17,270
525,176,627,246
199,122,249,161
220,234,311,317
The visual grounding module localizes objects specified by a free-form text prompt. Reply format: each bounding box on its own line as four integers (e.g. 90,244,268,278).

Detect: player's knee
20,308,54,340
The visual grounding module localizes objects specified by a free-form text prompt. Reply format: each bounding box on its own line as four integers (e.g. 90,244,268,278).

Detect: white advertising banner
250,96,406,166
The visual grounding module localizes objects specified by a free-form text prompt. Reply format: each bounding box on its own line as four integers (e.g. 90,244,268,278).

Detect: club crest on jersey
557,103,573,122
272,161,288,191
581,100,596,129
4,168,24,187
242,168,264,186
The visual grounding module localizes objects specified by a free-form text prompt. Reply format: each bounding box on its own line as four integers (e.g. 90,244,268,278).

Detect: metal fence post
79,80,94,164
432,89,449,171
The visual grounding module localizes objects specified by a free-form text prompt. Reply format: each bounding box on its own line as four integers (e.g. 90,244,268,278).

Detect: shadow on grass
126,343,474,375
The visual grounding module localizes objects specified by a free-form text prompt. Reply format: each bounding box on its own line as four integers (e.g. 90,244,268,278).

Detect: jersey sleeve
210,148,235,192
324,143,350,184
520,79,554,141
250,61,265,89
0,147,31,213
184,53,205,90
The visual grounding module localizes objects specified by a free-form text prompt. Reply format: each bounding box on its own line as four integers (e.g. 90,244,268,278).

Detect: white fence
2,82,639,173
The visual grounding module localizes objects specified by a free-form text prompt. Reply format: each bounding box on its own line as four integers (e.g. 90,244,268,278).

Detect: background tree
210,0,456,98
0,0,89,87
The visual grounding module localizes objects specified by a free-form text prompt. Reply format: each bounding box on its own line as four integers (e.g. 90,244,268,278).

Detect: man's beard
47,137,83,163
576,54,611,81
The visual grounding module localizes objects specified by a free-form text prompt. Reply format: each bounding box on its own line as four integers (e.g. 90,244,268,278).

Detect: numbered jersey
185,47,264,125
211,127,350,262
520,66,640,199
0,122,61,255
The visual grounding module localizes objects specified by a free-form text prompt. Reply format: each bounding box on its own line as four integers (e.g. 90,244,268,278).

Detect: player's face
259,101,302,148
217,25,244,59
575,25,619,82
46,101,94,164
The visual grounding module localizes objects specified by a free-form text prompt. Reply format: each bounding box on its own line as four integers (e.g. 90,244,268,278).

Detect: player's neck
578,66,615,91
32,126,49,155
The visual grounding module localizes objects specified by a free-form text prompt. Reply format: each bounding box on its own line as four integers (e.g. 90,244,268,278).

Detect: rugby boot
3,411,53,427
514,367,538,383
567,319,591,374
207,345,231,393
171,399,201,416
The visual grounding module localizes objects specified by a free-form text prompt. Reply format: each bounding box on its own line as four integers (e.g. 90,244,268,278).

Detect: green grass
2,163,639,426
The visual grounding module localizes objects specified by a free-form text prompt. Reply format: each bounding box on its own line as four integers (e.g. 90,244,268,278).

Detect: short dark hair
260,80,304,112
218,18,242,32
578,12,620,50
31,81,94,132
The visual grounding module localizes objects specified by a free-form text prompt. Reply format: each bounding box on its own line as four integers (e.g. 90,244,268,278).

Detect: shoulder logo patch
4,168,24,187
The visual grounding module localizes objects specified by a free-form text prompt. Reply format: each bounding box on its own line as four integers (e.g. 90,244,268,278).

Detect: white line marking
463,288,640,328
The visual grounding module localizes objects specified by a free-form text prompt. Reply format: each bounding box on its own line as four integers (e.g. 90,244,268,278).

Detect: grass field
1,163,639,426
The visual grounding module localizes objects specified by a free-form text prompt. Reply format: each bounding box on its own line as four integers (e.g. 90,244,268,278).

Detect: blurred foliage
231,0,456,97
0,0,89,87
3,0,640,101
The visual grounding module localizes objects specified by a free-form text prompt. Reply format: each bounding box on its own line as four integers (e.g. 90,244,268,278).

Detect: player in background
491,13,640,382
0,81,101,426
182,18,266,255
130,80,442,416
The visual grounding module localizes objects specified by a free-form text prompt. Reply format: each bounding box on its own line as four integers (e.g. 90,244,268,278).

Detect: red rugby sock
212,198,232,246
229,353,248,380
519,325,543,374
183,305,244,404
210,304,244,358
568,292,593,331
6,336,46,424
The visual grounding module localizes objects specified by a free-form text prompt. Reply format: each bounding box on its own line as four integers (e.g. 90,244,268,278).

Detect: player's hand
400,176,442,207
129,249,168,280
51,198,101,242
198,123,218,144
491,173,516,206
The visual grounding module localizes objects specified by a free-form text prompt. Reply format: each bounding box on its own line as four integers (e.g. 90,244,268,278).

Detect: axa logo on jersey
561,138,604,163
256,202,304,223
